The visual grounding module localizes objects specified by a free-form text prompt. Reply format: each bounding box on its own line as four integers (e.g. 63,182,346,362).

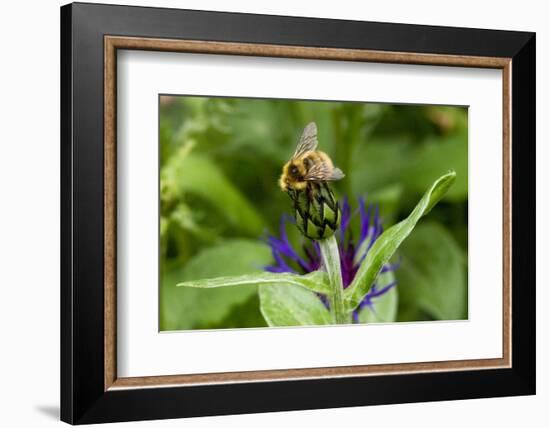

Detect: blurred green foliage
160,95,468,331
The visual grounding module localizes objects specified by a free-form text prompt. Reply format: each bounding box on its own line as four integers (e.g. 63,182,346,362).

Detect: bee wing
329,168,345,181
292,122,319,159
304,164,345,182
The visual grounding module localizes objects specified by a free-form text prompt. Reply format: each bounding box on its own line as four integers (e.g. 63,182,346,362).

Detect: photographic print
61,6,535,422
159,95,468,331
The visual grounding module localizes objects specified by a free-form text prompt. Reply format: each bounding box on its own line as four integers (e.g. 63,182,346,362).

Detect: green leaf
396,222,467,320
160,239,271,331
259,283,332,327
169,202,218,242
210,293,268,329
162,152,265,236
367,184,404,226
357,271,398,323
178,239,271,279
350,122,467,203
177,270,330,294
344,171,456,310
350,138,411,193
400,131,468,202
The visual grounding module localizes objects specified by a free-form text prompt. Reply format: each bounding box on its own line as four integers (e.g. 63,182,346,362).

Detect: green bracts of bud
288,182,340,240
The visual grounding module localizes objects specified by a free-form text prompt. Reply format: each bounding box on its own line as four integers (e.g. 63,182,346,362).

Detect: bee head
289,163,301,178
279,160,307,191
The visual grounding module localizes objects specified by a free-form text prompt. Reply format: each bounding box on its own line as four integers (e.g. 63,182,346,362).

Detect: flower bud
288,182,340,240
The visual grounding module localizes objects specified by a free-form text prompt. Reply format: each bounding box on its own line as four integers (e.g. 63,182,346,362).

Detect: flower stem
318,235,347,324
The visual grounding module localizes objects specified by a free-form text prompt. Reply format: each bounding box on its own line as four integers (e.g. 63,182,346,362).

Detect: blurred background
159,95,468,331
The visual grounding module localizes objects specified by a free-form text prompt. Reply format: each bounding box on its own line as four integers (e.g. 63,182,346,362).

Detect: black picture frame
61,2,535,424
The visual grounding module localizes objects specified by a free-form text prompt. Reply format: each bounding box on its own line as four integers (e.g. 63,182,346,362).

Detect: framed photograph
60,2,535,424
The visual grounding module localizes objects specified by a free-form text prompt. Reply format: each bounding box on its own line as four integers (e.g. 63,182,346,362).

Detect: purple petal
267,236,305,265
359,200,372,245
303,244,321,272
366,281,397,299
340,242,357,288
367,206,382,250
352,281,397,322
264,265,291,273
340,197,351,240
270,247,298,273
381,258,401,273
264,216,310,272
312,241,321,259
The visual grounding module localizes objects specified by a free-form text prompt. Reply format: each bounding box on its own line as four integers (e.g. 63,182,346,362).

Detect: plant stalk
318,235,347,324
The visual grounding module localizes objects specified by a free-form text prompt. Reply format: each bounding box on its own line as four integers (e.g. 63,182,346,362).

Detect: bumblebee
279,122,345,192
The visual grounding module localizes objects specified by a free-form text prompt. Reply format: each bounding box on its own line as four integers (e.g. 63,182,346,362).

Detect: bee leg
306,183,316,202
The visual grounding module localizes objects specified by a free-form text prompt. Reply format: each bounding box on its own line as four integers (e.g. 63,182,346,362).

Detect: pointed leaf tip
344,171,456,311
